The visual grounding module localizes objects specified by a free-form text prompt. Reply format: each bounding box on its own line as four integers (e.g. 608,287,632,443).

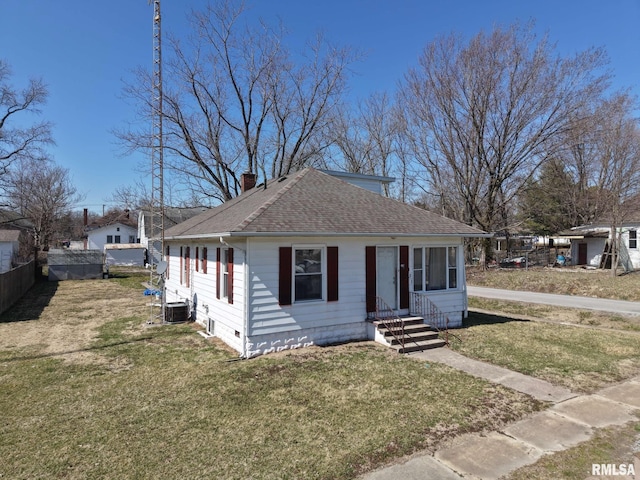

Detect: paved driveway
467,286,640,316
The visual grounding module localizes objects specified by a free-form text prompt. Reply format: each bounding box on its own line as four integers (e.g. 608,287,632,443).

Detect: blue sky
1,1,639,214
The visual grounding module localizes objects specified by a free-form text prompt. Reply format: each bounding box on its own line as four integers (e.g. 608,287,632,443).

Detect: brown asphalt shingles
165,168,486,239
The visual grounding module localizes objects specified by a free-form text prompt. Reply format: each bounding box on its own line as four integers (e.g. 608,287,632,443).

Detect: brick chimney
241,172,257,193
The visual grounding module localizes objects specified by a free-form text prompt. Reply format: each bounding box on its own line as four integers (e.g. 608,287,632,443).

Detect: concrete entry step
378,322,436,337
388,331,440,345
375,316,447,354
394,338,447,354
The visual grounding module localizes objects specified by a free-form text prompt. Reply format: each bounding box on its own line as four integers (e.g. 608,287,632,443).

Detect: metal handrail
368,296,407,350
409,292,459,346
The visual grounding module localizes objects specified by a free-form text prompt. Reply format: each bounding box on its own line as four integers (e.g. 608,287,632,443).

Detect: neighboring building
138,207,209,266
162,168,488,358
561,222,640,270
0,209,34,266
0,230,20,273
86,223,138,252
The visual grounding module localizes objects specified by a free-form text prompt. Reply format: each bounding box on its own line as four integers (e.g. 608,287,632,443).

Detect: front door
376,246,398,310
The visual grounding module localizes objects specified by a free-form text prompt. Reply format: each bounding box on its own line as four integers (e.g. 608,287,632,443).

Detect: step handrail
409,292,460,346
368,296,425,351
368,296,404,350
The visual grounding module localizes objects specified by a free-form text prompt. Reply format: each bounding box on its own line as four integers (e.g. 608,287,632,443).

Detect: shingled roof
164,168,487,239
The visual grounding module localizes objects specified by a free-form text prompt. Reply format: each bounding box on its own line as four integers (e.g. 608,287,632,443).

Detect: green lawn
0,307,541,480
3,267,640,478
450,312,640,393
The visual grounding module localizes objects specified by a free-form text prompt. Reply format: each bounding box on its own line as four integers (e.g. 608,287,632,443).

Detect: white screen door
376,246,398,310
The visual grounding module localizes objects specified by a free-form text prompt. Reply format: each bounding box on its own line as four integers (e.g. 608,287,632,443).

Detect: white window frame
629,229,637,249
293,244,326,303
411,245,459,292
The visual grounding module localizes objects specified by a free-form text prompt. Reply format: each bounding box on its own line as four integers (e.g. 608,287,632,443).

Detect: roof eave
163,231,491,241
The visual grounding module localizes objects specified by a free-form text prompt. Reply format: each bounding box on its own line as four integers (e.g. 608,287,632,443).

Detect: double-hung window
630,230,637,249
412,246,458,291
221,249,229,298
294,247,323,302
183,246,190,287
215,247,233,304
279,246,337,306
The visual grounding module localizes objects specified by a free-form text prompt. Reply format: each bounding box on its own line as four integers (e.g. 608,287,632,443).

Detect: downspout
242,238,250,359
461,239,469,318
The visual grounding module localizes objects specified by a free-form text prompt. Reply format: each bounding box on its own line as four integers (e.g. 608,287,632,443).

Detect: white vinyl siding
164,240,245,353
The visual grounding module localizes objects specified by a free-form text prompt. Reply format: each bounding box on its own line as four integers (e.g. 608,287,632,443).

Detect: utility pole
148,0,165,323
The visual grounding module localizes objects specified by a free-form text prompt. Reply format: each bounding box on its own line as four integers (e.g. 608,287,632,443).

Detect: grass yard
0,273,542,480
468,296,640,332
463,266,640,392
450,312,640,393
467,266,640,301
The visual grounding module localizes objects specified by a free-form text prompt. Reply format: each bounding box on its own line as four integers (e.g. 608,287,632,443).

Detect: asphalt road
467,286,640,316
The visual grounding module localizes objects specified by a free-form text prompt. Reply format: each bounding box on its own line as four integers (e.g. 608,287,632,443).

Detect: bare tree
117,0,357,203
330,93,397,183
590,94,640,274
0,60,53,177
107,181,153,211
398,22,610,260
4,159,82,250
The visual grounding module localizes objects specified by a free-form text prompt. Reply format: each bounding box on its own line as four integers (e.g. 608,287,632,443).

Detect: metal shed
48,249,104,281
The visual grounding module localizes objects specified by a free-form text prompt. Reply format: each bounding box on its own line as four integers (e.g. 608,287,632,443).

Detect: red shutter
165,245,170,280
216,248,221,299
365,246,376,313
279,247,292,306
227,248,234,305
327,246,339,302
180,247,183,285
195,247,199,272
185,247,190,288
400,245,409,309
202,247,207,274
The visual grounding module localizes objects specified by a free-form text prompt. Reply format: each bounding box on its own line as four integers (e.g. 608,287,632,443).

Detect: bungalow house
162,168,488,358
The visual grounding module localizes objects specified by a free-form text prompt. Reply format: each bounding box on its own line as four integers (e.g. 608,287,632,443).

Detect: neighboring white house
561,222,640,270
162,168,488,358
0,230,20,273
86,223,138,252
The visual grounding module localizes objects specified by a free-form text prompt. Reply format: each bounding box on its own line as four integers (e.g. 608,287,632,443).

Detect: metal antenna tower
149,0,165,323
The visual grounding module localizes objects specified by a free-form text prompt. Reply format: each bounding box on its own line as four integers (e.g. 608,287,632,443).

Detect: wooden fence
0,261,36,315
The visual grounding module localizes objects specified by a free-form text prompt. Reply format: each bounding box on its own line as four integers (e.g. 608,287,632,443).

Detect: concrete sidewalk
413,348,576,403
360,350,640,480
